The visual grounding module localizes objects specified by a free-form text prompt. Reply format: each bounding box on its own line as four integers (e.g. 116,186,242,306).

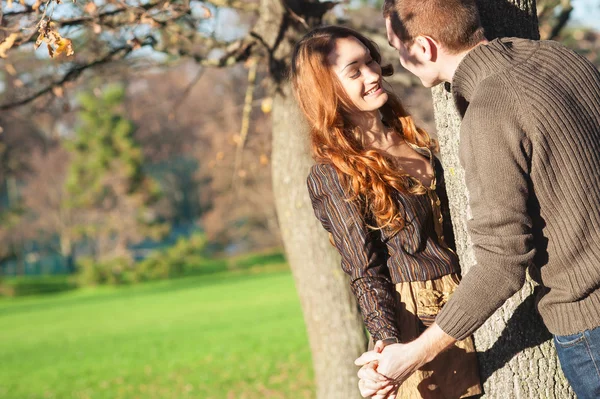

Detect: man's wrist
415,323,457,363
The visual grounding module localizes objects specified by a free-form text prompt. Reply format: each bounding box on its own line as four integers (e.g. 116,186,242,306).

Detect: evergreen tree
65,85,167,261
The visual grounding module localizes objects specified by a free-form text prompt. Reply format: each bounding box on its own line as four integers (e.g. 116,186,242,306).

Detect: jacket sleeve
436,76,536,340
307,163,400,341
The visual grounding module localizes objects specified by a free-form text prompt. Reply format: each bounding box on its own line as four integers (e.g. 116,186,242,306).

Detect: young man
355,0,600,397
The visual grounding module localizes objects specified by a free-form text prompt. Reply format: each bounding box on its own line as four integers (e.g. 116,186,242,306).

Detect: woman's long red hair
291,25,436,232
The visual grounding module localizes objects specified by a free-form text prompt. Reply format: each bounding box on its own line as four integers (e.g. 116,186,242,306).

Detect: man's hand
355,341,428,386
355,323,457,396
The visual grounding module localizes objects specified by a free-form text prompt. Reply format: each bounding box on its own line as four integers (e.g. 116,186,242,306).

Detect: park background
0,0,599,398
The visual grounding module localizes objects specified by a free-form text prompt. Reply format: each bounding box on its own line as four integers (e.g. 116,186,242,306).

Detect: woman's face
327,36,388,114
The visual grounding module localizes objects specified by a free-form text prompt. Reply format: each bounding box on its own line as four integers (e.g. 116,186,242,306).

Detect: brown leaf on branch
52,86,64,97
84,1,97,14
55,38,74,56
201,5,212,18
127,38,142,50
0,33,20,58
5,64,17,76
35,20,75,58
140,14,159,27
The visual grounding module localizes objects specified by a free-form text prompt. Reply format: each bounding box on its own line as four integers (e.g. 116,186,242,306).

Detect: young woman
291,26,482,398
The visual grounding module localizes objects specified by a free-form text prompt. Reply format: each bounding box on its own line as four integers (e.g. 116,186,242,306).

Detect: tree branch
0,38,155,111
232,59,257,189
549,2,573,40
186,37,257,67
203,0,259,12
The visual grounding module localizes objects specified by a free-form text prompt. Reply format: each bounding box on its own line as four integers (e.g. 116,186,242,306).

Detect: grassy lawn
0,270,314,399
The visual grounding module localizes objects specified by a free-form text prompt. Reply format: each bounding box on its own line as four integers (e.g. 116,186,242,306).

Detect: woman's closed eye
349,59,375,79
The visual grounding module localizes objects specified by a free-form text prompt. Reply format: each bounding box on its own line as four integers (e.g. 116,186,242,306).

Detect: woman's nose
363,66,380,82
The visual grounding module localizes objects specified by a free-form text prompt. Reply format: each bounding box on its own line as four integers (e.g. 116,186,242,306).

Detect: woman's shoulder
307,162,340,184
307,163,347,198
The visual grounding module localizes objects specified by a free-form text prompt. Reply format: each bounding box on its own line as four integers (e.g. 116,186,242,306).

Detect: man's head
383,0,486,87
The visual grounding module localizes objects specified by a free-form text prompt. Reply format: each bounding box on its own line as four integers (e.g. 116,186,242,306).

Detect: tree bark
259,0,369,397
272,83,367,399
433,0,574,397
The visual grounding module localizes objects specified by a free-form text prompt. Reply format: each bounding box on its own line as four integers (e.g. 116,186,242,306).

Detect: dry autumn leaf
0,33,19,58
36,20,75,58
261,97,273,114
127,37,142,50
140,15,159,27
55,38,74,56
32,0,42,10
5,64,17,76
84,1,97,14
201,5,212,18
52,86,64,97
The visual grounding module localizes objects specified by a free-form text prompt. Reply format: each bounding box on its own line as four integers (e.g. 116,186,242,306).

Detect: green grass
0,270,314,399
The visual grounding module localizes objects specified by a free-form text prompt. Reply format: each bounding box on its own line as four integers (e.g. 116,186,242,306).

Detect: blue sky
571,0,600,29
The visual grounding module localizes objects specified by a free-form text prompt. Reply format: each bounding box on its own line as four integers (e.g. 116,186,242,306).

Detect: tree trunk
432,0,574,397
272,83,367,399
258,0,369,397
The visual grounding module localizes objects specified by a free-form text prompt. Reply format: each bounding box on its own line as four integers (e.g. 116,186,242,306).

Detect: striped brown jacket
306,155,460,341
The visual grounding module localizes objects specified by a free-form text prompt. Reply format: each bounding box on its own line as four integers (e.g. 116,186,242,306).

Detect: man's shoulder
468,73,516,111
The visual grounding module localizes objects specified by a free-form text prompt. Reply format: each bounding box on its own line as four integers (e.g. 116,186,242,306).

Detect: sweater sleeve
436,76,536,340
307,163,400,341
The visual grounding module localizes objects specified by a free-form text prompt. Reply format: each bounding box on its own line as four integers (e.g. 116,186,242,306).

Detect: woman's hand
356,340,396,398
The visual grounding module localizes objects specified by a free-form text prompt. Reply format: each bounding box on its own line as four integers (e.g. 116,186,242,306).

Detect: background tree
64,85,168,262
0,0,595,396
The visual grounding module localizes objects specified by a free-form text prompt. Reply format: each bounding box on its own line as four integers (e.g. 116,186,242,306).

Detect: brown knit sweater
436,38,600,340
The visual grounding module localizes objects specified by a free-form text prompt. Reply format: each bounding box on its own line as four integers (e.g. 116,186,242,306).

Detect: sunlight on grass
0,271,314,398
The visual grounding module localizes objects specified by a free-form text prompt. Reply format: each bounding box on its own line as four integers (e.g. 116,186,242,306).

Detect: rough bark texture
432,1,574,397
272,84,367,399
261,0,369,397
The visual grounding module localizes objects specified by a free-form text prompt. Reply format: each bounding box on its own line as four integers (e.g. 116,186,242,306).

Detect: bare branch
54,0,164,27
186,37,257,67
232,59,258,189
549,1,573,40
168,66,205,119
0,37,156,110
203,0,259,12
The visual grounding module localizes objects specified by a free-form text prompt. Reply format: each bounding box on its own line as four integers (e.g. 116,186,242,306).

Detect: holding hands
354,324,457,398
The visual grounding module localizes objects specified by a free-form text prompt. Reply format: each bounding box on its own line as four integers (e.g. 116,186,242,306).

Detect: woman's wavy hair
291,25,436,233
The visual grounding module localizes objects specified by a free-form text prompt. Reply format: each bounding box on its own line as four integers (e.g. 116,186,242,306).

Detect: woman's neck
351,112,400,150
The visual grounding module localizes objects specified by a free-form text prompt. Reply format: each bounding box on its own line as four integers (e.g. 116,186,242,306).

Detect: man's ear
414,36,438,63
385,18,401,49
